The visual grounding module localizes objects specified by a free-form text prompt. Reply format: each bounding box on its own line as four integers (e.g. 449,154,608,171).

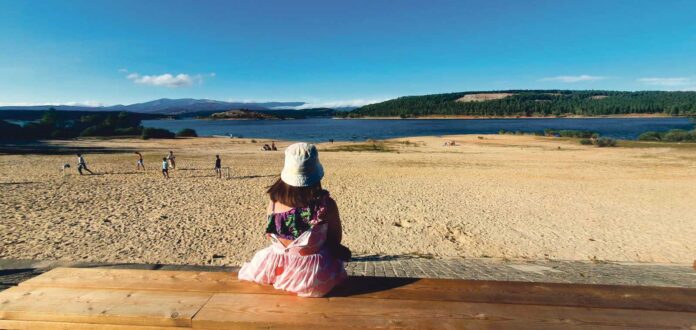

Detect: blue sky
1,0,695,107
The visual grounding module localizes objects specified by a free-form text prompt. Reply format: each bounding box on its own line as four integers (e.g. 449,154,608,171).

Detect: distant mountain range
0,98,353,115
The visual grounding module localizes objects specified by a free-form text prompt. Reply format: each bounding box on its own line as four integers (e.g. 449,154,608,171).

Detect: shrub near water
114,127,143,136
544,129,597,138
663,129,694,142
637,129,696,142
558,130,596,138
0,120,25,140
499,129,597,137
594,137,617,147
176,128,198,137
141,127,175,139
637,131,663,141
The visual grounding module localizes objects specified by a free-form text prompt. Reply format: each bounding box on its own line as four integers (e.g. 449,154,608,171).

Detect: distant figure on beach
271,141,277,151
161,157,170,179
214,155,222,178
135,152,145,170
239,142,348,297
167,151,176,169
329,139,334,144
76,153,94,175
262,144,271,151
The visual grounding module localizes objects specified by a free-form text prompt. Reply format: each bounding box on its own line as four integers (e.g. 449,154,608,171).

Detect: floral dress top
238,191,347,297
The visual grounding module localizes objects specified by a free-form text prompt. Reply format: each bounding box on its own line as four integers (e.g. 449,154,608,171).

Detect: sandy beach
1,135,694,266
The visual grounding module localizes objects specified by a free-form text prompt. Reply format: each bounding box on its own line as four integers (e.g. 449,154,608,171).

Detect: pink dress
238,197,347,297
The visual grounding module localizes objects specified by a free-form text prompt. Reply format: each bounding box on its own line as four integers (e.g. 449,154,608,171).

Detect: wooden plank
21,267,290,297
193,293,696,330
19,268,249,294
330,276,696,313
20,268,696,313
0,286,211,328
0,320,184,330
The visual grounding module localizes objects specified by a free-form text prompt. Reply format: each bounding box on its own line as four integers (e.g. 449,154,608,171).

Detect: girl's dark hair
267,178,323,208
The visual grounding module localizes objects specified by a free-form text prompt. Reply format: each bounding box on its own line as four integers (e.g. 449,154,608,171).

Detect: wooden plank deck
0,267,694,329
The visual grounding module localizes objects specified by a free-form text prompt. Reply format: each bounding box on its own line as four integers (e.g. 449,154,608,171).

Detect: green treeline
0,109,183,140
346,90,696,117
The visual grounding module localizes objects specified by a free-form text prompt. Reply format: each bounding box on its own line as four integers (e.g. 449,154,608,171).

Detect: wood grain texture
20,268,696,312
192,293,696,330
0,319,184,330
0,286,211,327
19,267,249,294
330,276,696,313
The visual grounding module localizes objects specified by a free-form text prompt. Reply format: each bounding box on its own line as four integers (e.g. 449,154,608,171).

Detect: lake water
142,117,695,142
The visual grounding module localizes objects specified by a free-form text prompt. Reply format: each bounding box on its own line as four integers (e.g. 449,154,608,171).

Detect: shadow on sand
235,174,277,180
351,254,432,262
0,181,43,185
0,268,37,277
328,276,420,298
325,254,428,297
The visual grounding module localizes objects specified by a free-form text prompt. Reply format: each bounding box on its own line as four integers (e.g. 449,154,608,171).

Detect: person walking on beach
135,152,145,170
238,142,349,297
167,151,176,169
76,153,94,175
161,157,170,179
214,154,222,178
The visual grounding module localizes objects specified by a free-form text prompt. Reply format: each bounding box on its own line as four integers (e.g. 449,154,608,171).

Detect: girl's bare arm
324,198,342,244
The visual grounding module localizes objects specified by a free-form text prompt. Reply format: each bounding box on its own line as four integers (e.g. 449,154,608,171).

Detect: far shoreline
333,114,690,120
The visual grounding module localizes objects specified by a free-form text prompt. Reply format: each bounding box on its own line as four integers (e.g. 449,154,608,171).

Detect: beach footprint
392,220,412,228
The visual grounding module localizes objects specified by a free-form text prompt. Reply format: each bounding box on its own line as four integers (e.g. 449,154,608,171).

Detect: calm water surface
142,117,695,142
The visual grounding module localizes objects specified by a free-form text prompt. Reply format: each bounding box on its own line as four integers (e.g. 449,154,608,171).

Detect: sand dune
1,135,694,266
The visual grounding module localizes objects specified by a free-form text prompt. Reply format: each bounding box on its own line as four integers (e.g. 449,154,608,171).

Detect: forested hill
348,90,696,118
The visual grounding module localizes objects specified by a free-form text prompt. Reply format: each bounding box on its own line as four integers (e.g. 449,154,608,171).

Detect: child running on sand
214,155,222,178
239,142,348,297
161,157,170,179
135,152,145,170
76,153,94,175
167,151,176,169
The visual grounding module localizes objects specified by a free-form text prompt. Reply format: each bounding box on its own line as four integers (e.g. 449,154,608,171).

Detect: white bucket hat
280,142,324,187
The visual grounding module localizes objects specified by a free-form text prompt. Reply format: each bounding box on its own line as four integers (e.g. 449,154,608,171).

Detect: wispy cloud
280,99,385,109
124,71,215,87
539,75,607,83
0,101,106,107
127,73,194,87
637,77,690,87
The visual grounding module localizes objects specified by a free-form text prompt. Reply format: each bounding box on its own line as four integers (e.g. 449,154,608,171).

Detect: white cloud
124,72,214,87
637,77,690,86
127,73,194,87
0,101,106,107
278,99,384,109
539,75,607,83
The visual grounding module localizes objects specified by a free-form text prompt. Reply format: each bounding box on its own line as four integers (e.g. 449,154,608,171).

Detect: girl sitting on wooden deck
239,142,349,297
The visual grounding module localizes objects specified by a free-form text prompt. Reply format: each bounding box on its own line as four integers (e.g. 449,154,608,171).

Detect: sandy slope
1,135,694,265
456,93,514,102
